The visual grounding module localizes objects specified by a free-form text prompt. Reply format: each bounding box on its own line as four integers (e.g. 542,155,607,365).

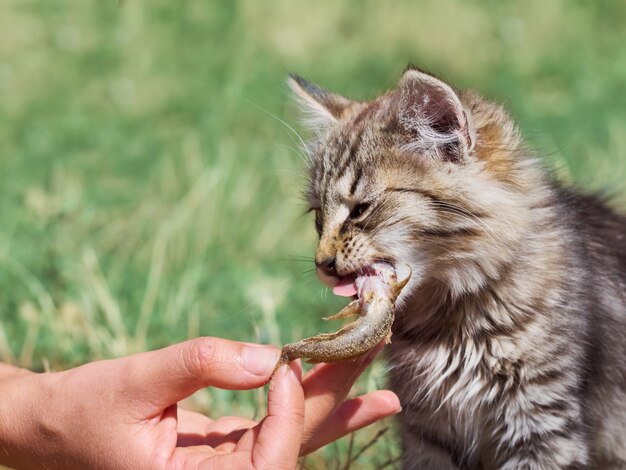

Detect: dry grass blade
344,427,390,468
375,456,402,469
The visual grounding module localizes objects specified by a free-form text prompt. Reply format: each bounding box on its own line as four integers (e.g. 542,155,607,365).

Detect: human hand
0,338,400,470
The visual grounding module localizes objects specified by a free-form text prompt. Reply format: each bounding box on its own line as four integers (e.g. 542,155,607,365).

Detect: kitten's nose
316,256,337,276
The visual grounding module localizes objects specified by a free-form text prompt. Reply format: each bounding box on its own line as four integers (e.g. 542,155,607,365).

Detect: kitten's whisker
276,143,312,168
299,270,319,280
245,99,314,166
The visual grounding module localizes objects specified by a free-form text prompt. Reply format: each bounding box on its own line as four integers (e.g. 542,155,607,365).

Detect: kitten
288,67,626,469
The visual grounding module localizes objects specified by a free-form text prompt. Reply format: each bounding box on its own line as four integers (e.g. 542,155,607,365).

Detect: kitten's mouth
331,263,397,298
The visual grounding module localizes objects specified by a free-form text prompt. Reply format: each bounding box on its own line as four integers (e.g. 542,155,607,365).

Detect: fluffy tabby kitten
288,67,626,469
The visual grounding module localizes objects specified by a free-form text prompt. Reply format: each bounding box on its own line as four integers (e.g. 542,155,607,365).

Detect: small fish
274,267,411,371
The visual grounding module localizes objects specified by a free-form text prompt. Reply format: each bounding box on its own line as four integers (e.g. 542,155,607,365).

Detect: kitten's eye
350,203,371,219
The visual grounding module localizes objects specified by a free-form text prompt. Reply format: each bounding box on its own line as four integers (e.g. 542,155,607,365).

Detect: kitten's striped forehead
311,109,390,208
323,127,365,190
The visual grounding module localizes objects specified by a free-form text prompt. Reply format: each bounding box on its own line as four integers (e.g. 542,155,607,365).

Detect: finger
177,408,214,436
204,416,257,433
234,361,303,454
203,416,257,448
301,341,384,441
176,409,214,448
208,418,256,455
122,337,280,411
301,390,401,455
302,340,383,397
177,415,257,448
247,362,305,470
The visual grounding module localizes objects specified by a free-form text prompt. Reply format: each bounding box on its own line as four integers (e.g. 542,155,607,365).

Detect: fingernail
286,362,302,383
243,345,280,376
273,362,301,385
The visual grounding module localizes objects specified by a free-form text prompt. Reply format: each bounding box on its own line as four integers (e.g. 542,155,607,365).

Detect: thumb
123,337,280,411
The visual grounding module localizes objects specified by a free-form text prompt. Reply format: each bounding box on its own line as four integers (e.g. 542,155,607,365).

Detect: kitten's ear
288,74,353,130
398,67,474,162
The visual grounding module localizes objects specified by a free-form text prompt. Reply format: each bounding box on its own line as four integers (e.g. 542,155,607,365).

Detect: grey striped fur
289,67,626,469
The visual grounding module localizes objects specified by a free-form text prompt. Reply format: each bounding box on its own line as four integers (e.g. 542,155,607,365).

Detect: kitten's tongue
332,263,395,298
332,277,358,297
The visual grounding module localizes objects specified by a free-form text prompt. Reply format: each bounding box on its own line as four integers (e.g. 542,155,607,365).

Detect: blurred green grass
0,0,625,467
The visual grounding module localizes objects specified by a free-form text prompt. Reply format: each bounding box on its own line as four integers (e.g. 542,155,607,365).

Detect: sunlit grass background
1,0,625,467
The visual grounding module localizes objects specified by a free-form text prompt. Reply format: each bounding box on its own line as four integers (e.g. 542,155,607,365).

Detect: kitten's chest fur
386,209,622,468
388,287,559,447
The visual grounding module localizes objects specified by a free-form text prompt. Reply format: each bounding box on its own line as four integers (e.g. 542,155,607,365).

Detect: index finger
300,341,384,443
248,363,305,470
